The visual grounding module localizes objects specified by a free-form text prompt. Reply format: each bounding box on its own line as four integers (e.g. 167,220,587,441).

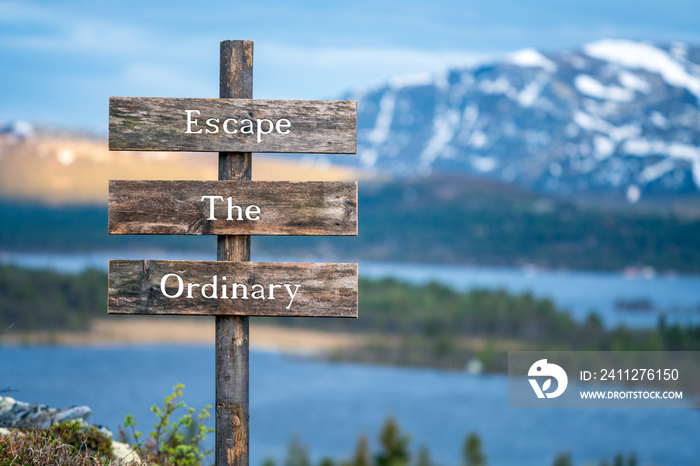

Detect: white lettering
220,276,228,298
185,110,202,134
245,205,261,221
276,119,291,134
159,273,301,309
161,273,184,298
269,283,282,299
201,195,224,220
257,119,274,143
201,275,218,299
199,196,262,221
205,118,220,134
284,284,301,310
251,284,265,300
227,199,243,221
184,113,292,141
240,119,253,134
231,283,248,300
222,118,238,134
187,282,200,298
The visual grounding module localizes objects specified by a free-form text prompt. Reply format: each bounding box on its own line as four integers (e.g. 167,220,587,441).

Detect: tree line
5,174,700,273
2,263,697,373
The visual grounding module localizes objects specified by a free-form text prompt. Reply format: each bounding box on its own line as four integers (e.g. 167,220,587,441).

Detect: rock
0,397,16,417
0,396,141,463
0,427,24,437
465,358,484,375
54,406,93,424
112,440,142,465
0,396,92,429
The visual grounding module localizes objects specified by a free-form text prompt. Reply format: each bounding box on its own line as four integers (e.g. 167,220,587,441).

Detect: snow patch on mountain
574,75,635,102
388,72,434,89
337,39,700,199
584,39,700,98
506,48,558,73
420,108,460,168
618,71,652,94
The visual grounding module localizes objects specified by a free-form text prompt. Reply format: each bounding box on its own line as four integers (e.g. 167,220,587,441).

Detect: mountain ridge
326,39,700,203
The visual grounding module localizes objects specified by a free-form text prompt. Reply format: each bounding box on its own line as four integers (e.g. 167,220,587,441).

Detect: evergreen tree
416,446,432,466
462,432,486,466
285,435,310,466
552,452,572,466
351,434,371,466
375,417,410,466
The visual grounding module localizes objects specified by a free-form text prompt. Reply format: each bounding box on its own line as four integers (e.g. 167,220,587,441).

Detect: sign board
108,260,358,317
109,180,357,236
109,97,357,153
107,40,360,466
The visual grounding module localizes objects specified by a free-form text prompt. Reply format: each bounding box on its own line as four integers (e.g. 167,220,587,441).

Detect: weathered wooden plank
108,260,358,317
109,97,356,154
108,180,357,236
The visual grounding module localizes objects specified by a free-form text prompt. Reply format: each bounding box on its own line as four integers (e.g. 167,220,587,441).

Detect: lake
2,251,699,464
1,346,698,466
2,251,700,328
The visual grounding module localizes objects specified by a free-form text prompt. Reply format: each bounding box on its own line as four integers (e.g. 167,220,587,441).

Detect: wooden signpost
110,97,356,153
109,180,357,236
109,260,357,317
107,40,358,466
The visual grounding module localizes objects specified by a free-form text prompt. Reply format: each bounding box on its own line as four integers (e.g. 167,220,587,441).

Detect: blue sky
2,0,699,133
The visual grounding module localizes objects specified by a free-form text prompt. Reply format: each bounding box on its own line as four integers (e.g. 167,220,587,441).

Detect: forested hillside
3,175,700,273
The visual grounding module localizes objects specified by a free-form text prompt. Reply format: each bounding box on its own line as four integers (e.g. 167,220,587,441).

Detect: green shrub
120,383,213,466
48,421,114,459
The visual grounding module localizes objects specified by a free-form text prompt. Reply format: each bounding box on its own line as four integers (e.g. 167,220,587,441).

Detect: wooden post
216,40,253,466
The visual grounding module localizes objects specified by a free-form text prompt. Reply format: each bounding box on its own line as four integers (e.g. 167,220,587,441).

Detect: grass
0,426,141,466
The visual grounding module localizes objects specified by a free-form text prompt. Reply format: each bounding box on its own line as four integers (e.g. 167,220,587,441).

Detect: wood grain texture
108,260,358,317
217,39,252,466
109,97,356,154
108,180,358,236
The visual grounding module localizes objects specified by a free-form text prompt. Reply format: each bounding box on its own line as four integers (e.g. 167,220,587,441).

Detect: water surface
1,346,698,466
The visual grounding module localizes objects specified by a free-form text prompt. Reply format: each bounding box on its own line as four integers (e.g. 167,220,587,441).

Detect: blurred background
1,1,700,465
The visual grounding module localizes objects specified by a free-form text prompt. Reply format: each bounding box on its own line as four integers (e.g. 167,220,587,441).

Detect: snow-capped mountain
341,39,700,201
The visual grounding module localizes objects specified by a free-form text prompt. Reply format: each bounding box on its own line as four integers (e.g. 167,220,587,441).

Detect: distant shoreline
0,317,364,355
